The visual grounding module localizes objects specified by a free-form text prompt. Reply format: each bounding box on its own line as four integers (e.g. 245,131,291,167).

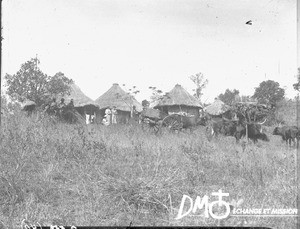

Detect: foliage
232,102,272,124
189,72,208,101
218,89,240,105
122,84,140,96
292,67,300,92
149,86,168,105
118,84,140,108
1,95,21,115
45,72,73,98
252,80,285,107
239,95,255,103
1,95,8,114
4,58,73,107
274,99,297,126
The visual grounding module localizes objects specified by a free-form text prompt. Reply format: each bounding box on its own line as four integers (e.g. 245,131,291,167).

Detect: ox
236,122,269,143
272,126,298,146
209,118,269,143
210,118,238,137
209,118,240,142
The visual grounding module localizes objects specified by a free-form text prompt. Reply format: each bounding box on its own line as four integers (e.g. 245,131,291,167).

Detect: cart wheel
162,114,182,132
142,118,160,134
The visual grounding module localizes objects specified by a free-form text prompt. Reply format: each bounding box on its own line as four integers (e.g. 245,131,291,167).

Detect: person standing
131,105,139,121
58,98,66,109
111,106,118,124
46,98,58,115
58,98,66,118
67,99,75,110
105,107,112,125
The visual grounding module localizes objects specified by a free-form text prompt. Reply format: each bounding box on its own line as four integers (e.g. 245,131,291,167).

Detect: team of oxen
210,118,300,146
208,117,269,143
177,114,299,147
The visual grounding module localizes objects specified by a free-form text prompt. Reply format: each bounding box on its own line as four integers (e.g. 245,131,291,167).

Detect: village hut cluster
21,83,232,124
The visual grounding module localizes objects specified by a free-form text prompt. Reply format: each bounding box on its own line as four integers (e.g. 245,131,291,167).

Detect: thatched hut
21,100,36,115
21,100,36,111
153,84,202,117
58,83,98,122
204,99,231,118
95,83,142,124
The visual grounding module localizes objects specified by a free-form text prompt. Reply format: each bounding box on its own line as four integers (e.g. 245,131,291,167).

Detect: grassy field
0,110,298,228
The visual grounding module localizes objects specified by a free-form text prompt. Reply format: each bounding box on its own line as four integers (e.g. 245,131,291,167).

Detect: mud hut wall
116,110,131,124
75,106,98,117
95,109,106,124
83,105,98,115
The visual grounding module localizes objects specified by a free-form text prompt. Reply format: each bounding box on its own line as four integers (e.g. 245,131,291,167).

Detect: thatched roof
153,84,202,108
58,83,98,108
95,83,142,112
21,100,36,110
204,99,230,115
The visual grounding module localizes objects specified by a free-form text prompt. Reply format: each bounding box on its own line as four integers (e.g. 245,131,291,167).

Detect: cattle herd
207,117,299,147
147,107,299,147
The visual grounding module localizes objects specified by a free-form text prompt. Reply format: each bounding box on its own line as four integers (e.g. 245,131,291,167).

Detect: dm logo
176,189,231,220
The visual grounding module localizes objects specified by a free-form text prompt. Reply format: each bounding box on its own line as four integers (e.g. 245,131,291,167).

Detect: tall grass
0,111,297,228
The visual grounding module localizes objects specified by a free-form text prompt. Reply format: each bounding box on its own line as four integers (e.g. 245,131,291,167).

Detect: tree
189,72,208,101
240,95,254,103
252,80,285,106
293,67,300,92
218,89,240,105
117,84,140,109
5,57,73,107
149,86,167,105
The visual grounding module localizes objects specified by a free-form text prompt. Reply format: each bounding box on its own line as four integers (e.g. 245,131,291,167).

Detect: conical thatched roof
154,84,202,108
95,83,142,112
58,83,98,107
204,99,230,115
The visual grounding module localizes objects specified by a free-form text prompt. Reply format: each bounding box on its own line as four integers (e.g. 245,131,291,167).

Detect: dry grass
0,111,297,228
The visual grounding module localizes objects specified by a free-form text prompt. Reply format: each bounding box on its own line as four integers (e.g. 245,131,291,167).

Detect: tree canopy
252,80,285,107
293,68,300,92
218,89,240,105
5,58,73,107
149,86,167,105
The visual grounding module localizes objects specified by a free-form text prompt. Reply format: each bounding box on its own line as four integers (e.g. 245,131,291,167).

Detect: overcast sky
2,0,297,103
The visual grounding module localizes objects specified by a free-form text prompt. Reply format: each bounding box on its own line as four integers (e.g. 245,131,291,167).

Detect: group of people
45,98,75,115
102,106,118,125
45,99,140,125
102,105,139,125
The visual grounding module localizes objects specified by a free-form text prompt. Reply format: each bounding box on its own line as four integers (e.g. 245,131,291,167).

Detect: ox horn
257,118,267,125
